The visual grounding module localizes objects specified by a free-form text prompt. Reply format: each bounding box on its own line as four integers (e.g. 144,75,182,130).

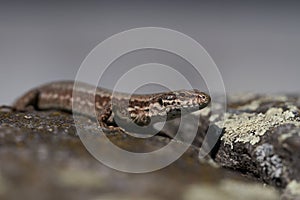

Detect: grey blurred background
1,0,299,105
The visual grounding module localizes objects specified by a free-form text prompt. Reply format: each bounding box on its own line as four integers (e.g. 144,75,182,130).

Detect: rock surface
215,94,300,193
1,94,300,200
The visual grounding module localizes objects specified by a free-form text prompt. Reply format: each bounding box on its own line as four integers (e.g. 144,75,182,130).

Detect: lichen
255,144,283,179
216,107,300,148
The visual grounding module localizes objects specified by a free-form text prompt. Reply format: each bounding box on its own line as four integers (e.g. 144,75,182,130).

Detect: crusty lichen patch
216,107,300,148
255,144,283,179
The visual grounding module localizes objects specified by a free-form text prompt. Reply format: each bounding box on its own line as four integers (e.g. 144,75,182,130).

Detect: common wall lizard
13,81,210,133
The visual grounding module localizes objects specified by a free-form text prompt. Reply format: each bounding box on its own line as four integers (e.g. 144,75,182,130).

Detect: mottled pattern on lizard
13,81,210,133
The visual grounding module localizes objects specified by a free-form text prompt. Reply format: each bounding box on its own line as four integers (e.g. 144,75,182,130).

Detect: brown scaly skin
13,81,210,133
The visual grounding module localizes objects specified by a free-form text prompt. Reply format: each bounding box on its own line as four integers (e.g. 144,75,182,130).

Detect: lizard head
149,89,211,121
120,89,210,128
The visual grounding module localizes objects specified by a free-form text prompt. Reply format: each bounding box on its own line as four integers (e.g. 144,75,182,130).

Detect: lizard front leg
96,104,125,133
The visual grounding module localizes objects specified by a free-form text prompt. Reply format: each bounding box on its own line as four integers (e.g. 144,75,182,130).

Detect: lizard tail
13,89,40,111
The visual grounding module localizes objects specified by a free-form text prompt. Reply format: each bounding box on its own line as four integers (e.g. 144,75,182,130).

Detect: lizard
13,81,211,135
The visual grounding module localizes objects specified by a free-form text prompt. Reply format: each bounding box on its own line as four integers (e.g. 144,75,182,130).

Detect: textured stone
2,93,300,199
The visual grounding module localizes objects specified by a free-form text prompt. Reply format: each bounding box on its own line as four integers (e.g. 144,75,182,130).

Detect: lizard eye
199,95,207,100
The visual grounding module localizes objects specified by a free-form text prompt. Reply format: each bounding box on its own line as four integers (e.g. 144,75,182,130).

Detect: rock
213,94,300,199
2,93,300,199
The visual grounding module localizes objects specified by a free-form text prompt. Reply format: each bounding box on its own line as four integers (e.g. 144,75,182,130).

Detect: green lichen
216,107,300,148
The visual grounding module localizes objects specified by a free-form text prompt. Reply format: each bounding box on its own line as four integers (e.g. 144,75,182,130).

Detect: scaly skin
13,81,210,133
